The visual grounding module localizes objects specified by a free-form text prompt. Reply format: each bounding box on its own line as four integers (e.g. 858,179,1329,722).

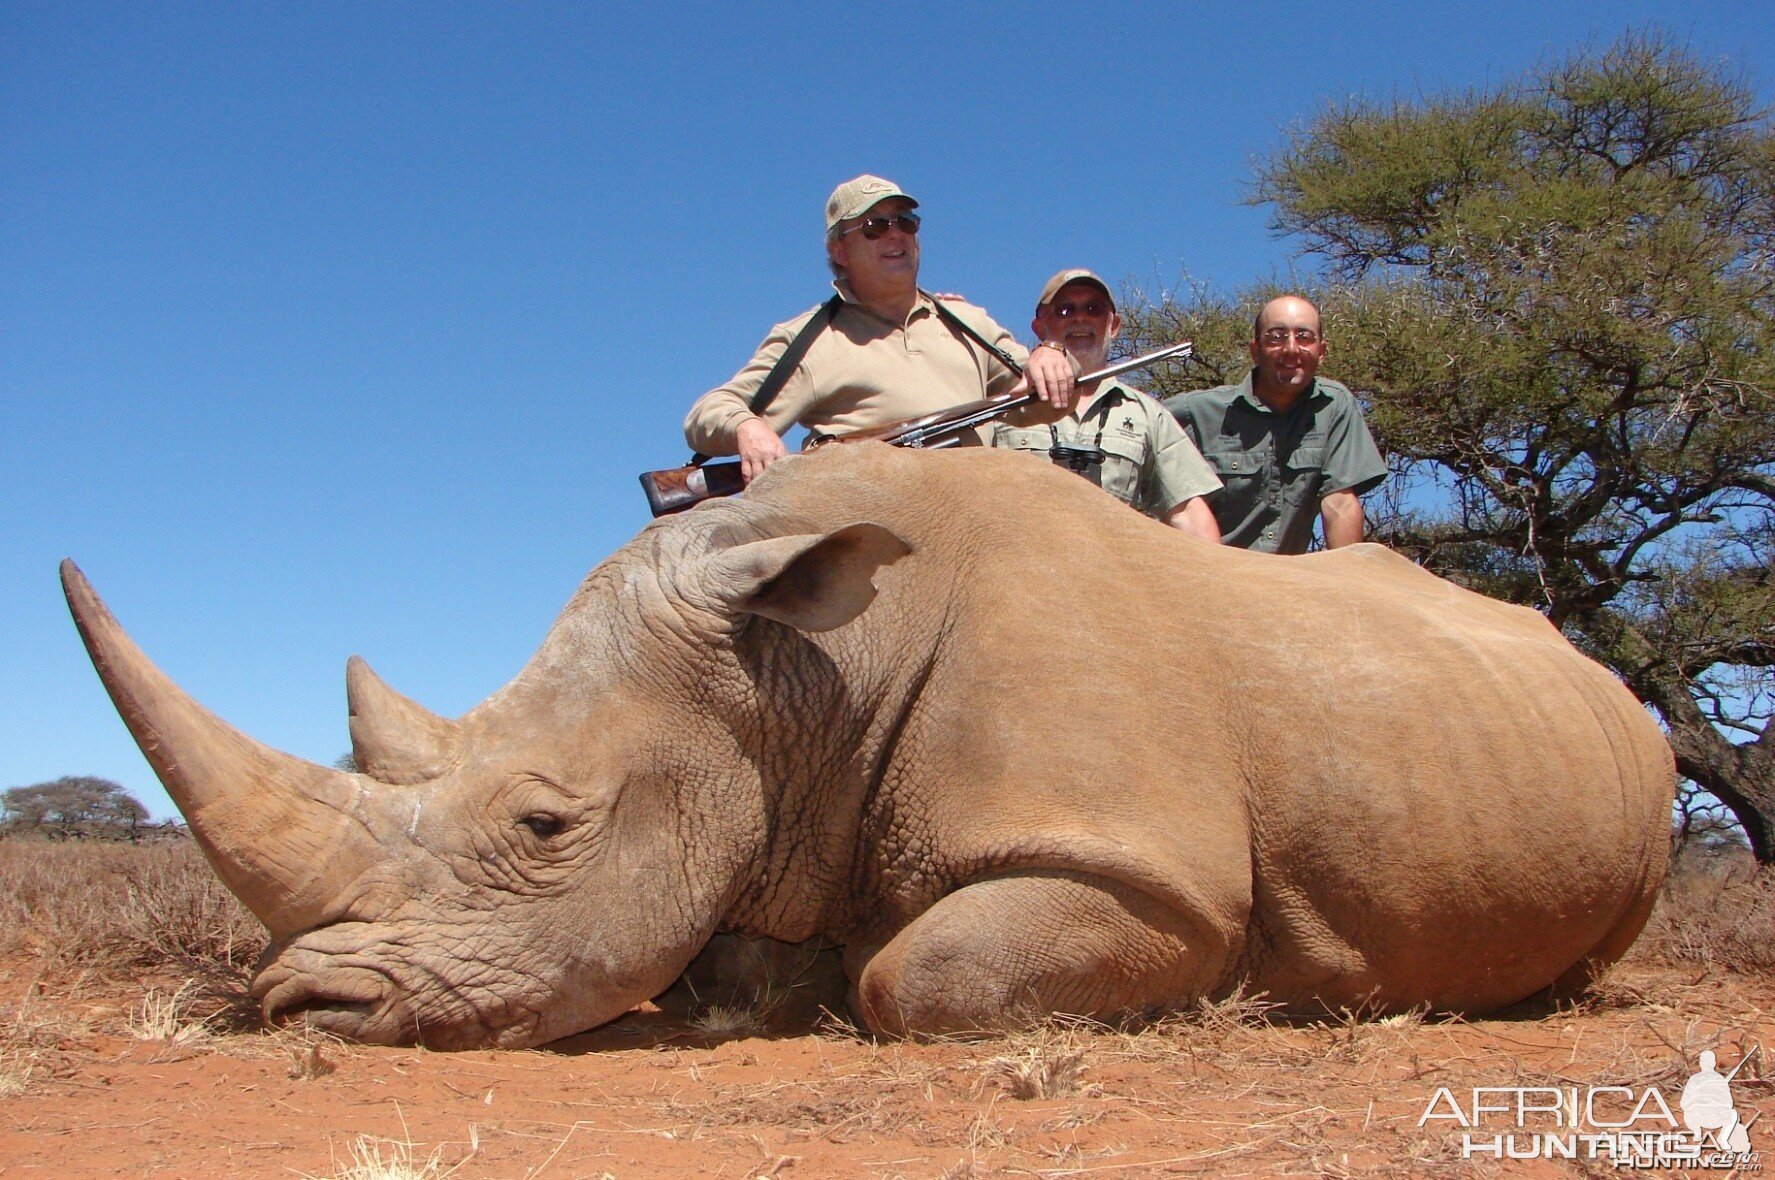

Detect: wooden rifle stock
638,340,1195,517
638,460,746,516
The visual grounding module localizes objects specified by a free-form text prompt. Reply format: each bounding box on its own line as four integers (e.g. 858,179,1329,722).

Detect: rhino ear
698,522,911,633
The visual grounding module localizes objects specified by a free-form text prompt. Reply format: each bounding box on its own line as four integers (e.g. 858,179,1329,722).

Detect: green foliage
2,776,149,839
1119,280,1297,397
1124,33,1775,858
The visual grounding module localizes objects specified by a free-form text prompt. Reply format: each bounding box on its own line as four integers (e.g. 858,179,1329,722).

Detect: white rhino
64,442,1673,1048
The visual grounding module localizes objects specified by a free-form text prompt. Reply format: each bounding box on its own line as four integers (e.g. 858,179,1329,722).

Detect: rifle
638,340,1195,517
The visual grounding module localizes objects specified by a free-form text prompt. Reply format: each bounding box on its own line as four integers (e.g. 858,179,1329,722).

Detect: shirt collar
1072,379,1128,421
1232,369,1325,415
830,278,934,321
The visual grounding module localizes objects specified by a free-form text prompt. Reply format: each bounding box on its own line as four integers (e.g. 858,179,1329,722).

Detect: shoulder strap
1081,382,1127,428
691,294,844,466
924,291,1025,378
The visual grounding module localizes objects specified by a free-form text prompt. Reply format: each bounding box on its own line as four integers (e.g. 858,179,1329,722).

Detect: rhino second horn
346,656,463,784
60,560,382,940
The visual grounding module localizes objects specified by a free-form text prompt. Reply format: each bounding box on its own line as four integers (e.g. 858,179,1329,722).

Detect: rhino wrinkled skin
64,443,1673,1048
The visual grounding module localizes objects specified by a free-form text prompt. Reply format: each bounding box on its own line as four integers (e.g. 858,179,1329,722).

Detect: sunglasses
1259,327,1320,347
837,212,922,240
1050,298,1110,319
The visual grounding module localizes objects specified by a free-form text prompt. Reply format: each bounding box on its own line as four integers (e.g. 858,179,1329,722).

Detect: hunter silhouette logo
1420,1045,1762,1168
1681,1049,1754,1154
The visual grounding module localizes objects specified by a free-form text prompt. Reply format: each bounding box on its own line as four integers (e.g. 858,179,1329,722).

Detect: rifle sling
692,290,1025,465
689,293,844,466
923,290,1026,379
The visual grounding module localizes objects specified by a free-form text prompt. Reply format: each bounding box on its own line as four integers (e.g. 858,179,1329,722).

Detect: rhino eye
519,812,567,839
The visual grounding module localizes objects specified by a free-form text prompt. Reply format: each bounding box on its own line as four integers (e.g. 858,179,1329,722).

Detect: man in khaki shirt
684,175,1079,484
990,270,1222,540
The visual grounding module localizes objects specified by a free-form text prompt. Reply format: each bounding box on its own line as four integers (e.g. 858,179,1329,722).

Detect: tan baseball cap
825,174,918,232
1036,268,1114,312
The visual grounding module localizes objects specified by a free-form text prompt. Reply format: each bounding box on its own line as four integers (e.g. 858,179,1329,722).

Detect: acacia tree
1,776,148,839
1125,35,1775,858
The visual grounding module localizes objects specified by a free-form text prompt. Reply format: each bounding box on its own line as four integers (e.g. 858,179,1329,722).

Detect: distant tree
1124,34,1775,858
2,776,149,840
0,784,53,827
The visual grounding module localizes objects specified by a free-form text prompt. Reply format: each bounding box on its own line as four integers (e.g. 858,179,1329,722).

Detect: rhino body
65,443,1673,1048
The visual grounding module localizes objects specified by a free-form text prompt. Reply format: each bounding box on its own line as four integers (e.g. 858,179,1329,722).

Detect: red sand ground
2,959,1770,1178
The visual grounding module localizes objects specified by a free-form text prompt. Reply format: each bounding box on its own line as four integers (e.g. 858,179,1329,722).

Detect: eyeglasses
1259,327,1320,347
1049,298,1110,319
837,212,922,240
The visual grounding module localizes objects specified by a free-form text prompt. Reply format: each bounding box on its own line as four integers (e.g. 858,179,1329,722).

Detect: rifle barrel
641,341,1196,516
881,340,1196,447
1081,340,1195,385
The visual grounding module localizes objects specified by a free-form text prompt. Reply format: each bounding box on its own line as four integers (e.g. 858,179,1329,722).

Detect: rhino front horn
346,656,463,784
60,560,381,939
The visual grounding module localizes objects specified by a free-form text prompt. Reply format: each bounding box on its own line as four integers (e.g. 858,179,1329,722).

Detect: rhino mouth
258,973,404,1041
262,986,379,1025
253,947,550,1049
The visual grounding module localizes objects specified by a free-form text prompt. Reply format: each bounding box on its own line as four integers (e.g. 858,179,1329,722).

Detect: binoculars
1049,442,1107,485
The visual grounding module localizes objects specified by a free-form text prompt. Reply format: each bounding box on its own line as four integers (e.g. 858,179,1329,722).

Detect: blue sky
6,2,1772,821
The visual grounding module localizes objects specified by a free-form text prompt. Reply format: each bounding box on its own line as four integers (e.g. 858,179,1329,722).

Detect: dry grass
690,989,789,1038
0,837,264,1021
301,1123,479,1180
287,1037,342,1079
0,977,94,1097
305,1135,451,1180
1633,850,1775,972
0,1046,32,1096
986,1028,1089,1100
772,1001,1463,1175
296,1098,480,1180
126,978,214,1044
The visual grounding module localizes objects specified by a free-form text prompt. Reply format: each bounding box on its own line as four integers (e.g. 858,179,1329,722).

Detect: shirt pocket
1096,431,1148,507
1280,435,1327,505
1283,433,1328,475
1204,443,1268,484
992,425,1057,456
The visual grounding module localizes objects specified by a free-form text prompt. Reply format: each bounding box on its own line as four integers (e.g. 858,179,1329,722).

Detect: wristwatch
1036,340,1068,356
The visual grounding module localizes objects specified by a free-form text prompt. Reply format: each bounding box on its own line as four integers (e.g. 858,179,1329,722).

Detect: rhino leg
851,870,1230,1037
653,934,849,1032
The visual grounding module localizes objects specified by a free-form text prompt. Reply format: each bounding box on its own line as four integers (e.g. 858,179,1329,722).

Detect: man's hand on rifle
1015,343,1081,412
995,394,1071,428
735,417,788,484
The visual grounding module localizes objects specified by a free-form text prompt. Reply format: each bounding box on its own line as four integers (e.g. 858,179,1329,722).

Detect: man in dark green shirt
1164,295,1386,554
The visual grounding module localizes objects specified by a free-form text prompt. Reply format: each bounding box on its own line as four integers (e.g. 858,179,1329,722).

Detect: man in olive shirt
1164,294,1384,553
1165,295,1385,554
991,269,1221,540
684,175,1079,484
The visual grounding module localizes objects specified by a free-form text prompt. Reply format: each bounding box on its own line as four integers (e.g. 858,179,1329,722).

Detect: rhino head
61,513,908,1048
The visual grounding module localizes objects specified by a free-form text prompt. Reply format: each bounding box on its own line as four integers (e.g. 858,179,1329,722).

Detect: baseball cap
1037,269,1115,312
825,175,918,232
